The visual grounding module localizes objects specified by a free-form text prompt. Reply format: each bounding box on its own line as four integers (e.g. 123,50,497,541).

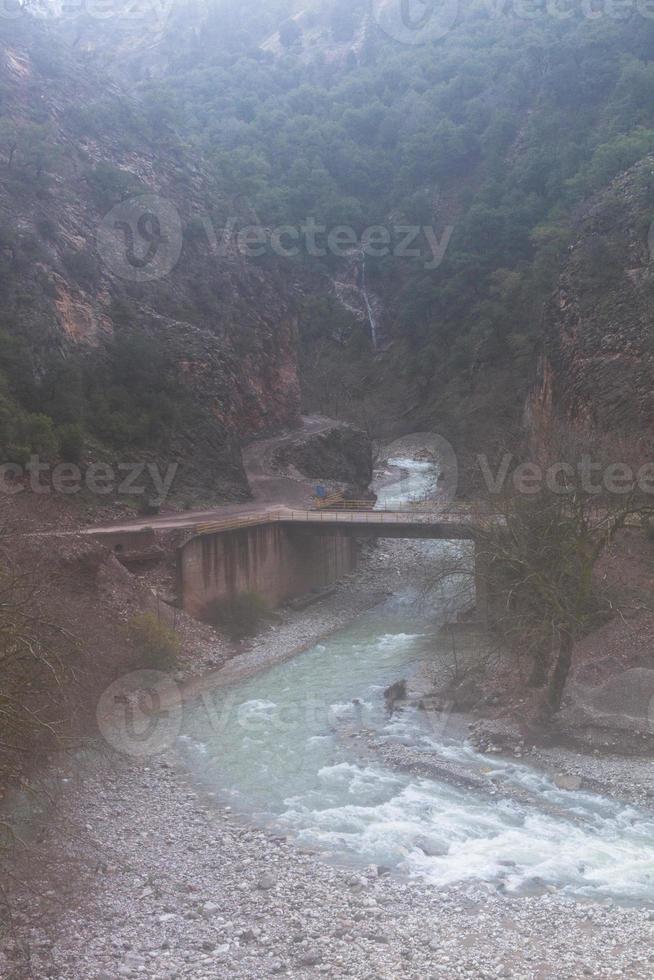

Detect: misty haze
1,1,654,978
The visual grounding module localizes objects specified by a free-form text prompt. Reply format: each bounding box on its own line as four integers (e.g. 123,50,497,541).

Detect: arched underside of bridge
177,517,478,621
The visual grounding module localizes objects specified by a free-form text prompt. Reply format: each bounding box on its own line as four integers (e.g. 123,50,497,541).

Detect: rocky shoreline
5,745,654,980
3,540,654,978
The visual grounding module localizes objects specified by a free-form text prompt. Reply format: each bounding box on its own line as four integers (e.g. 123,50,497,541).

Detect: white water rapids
178,459,654,905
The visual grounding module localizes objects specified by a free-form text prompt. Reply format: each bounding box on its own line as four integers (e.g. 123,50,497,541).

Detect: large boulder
567,668,654,734
272,421,373,494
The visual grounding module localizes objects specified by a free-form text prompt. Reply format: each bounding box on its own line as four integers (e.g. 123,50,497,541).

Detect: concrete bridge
176,507,479,620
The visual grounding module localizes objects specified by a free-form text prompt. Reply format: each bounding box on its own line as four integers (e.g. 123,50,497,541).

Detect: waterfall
361,254,378,349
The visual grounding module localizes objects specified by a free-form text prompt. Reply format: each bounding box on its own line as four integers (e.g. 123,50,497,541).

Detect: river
177,459,654,906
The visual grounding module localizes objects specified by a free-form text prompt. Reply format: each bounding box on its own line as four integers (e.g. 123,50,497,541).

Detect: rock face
532,157,654,437
271,422,373,494
0,18,300,500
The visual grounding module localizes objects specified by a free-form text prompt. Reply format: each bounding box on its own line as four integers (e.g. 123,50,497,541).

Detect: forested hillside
4,0,654,477
122,1,654,445
0,15,300,502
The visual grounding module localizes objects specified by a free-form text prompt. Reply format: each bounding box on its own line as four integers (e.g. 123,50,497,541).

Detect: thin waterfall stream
178,459,654,906
361,254,378,349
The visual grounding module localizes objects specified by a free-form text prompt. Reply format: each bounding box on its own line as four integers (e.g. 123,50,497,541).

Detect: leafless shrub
424,420,654,716
472,421,654,714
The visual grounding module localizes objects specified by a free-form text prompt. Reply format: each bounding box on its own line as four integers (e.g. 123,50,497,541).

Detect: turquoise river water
178,460,654,905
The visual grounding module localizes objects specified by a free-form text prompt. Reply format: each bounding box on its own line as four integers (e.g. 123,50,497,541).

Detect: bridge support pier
176,510,480,622
177,522,360,619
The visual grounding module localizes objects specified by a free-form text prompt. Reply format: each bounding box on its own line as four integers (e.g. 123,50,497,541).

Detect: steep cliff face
0,18,301,501
533,159,654,437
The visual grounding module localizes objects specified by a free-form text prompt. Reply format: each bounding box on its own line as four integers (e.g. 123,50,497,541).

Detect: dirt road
81,416,336,534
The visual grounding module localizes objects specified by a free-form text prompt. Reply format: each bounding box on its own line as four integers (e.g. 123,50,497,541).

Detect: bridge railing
312,497,460,513
192,506,473,537
193,511,287,536
285,509,459,523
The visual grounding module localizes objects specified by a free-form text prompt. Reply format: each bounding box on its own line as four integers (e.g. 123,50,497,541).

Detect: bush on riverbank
128,613,180,670
204,591,275,640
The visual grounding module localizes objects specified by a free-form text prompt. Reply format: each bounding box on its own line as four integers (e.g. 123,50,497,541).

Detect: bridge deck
193,508,475,540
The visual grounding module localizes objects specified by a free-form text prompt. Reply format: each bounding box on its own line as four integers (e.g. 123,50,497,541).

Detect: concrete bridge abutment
177,522,361,619
176,511,484,622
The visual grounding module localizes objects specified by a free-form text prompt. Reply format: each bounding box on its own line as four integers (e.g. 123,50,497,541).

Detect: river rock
384,679,407,713
298,950,323,966
554,774,583,791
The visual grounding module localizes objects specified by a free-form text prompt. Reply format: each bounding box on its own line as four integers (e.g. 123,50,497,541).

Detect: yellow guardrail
192,507,474,537
194,511,286,535
312,497,463,513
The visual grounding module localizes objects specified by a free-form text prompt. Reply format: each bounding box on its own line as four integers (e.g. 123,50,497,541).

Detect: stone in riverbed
298,950,323,966
553,774,582,791
257,874,277,890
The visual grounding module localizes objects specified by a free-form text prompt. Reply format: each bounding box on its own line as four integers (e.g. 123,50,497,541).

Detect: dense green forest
4,0,654,461
136,1,654,412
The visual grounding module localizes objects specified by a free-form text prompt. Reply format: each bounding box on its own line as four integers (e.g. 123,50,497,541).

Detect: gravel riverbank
4,748,653,980
3,540,654,979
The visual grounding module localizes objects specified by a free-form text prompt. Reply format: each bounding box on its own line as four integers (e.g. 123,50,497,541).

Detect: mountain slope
534,157,654,436
0,17,300,503
103,2,654,449
5,2,654,487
